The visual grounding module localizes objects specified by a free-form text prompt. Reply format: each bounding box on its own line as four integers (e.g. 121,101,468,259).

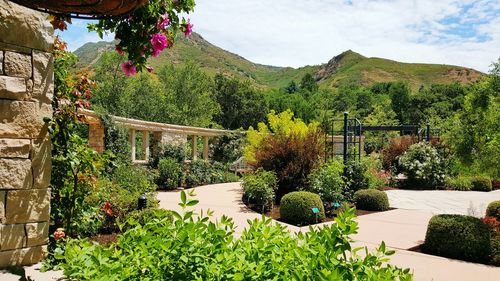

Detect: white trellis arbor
79,109,239,163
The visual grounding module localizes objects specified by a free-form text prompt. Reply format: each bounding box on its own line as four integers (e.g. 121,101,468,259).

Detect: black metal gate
323,112,362,164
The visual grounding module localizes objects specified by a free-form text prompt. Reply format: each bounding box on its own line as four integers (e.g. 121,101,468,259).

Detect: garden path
157,182,500,281
386,189,500,217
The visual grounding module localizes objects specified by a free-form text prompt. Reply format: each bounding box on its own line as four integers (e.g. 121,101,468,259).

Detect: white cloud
188,0,499,72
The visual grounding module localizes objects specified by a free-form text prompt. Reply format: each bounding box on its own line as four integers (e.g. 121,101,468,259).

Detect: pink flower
121,61,137,76
183,19,193,36
54,228,65,241
115,46,124,55
150,33,168,57
156,13,169,30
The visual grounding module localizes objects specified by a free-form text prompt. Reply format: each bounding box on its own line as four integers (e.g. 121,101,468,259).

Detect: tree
387,82,411,124
300,73,318,93
285,80,298,94
157,62,219,127
213,74,268,129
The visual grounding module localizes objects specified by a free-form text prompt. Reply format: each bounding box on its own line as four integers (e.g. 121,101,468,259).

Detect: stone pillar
203,136,209,160
88,121,105,153
191,135,197,160
0,0,54,267
141,131,149,161
129,129,136,162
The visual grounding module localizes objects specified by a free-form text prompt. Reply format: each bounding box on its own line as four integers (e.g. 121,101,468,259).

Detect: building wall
0,0,54,267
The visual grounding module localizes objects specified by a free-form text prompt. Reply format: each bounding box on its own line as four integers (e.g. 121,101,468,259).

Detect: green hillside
73,33,483,90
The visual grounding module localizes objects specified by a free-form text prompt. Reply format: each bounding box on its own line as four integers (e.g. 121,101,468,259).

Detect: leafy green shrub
157,158,183,190
57,192,412,280
280,191,325,225
353,189,390,211
487,201,500,219
242,169,277,212
399,142,447,189
210,134,245,163
423,214,491,263
471,176,492,192
150,143,186,168
184,159,213,187
121,208,173,231
491,235,500,266
222,171,240,183
307,160,345,211
445,176,472,191
344,160,369,194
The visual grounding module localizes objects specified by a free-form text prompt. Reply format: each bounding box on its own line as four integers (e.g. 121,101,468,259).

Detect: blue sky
59,0,500,72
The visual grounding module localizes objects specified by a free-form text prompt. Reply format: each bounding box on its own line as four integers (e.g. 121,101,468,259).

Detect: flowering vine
50,0,195,76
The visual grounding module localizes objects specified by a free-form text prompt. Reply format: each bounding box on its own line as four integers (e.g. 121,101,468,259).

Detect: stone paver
158,182,500,281
386,189,500,217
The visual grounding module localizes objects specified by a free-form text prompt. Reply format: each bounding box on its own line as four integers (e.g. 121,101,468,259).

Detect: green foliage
92,59,219,128
86,164,158,233
157,158,183,190
242,169,278,212
99,113,131,163
399,142,448,189
213,74,268,129
486,201,500,220
57,192,411,280
245,110,324,198
445,176,472,191
344,160,369,195
210,134,245,163
157,62,220,127
184,159,215,187
300,73,319,92
307,160,345,211
423,214,491,263
150,143,186,168
445,71,500,180
353,189,390,211
280,191,325,225
492,235,500,266
49,39,109,236
470,176,492,192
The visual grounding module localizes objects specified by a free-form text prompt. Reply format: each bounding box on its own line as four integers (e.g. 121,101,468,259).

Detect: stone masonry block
0,159,32,190
0,191,5,223
0,51,3,74
0,0,54,52
5,189,50,224
0,76,28,100
0,100,52,139
0,139,31,158
31,137,52,189
0,224,26,250
4,51,32,78
32,50,54,103
0,245,47,268
25,222,48,247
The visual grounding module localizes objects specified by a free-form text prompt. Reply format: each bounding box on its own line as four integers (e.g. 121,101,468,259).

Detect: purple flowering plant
87,0,195,75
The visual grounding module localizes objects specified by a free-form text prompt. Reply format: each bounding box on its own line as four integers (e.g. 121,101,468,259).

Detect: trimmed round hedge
423,214,491,263
486,200,500,219
353,189,389,211
280,191,325,225
471,176,492,192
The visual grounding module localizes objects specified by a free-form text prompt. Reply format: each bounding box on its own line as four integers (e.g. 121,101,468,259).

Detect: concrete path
386,189,500,217
158,182,500,281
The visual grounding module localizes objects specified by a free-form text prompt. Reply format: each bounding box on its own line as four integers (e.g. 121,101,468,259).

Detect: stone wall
0,0,54,267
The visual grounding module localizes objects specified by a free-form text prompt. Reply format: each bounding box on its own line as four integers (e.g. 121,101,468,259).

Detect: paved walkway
158,182,500,281
386,189,500,217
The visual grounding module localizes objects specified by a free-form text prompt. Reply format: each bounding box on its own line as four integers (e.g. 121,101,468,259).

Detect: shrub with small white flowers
399,142,448,189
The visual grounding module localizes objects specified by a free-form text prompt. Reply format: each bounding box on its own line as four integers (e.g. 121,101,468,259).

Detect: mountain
73,33,483,90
